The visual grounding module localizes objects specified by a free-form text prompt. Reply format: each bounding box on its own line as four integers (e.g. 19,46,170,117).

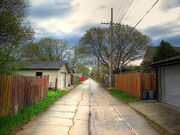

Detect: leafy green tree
24,38,69,61
0,0,34,74
140,61,152,73
124,65,141,72
153,40,180,62
79,24,151,73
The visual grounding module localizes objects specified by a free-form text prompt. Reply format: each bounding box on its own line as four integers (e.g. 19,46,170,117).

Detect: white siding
162,64,180,107
19,64,71,89
58,64,69,88
19,70,59,89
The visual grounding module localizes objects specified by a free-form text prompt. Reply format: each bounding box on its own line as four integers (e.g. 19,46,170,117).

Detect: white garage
152,56,180,108
163,65,180,107
60,73,66,89
19,61,70,89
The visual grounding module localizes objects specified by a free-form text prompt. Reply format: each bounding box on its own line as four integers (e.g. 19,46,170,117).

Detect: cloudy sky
30,0,180,46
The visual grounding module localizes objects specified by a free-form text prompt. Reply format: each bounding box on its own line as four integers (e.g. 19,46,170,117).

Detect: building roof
21,61,65,70
151,56,180,68
143,46,180,62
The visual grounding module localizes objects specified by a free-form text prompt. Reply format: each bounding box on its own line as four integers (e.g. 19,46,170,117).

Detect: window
36,72,42,76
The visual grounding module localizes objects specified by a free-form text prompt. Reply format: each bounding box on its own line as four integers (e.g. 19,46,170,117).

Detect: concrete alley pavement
16,79,160,135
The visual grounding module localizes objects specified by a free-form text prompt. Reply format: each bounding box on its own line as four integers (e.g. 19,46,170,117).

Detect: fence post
55,78,57,92
140,73,143,99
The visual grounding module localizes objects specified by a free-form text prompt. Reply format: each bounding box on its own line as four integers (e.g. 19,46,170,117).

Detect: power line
114,0,124,22
118,0,131,23
122,0,137,24
115,0,131,23
129,0,160,34
119,0,134,23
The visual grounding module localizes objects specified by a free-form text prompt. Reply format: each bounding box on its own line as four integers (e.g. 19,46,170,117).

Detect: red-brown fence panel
0,75,49,117
115,73,156,98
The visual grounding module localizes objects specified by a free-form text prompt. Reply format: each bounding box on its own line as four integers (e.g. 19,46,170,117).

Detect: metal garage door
163,65,180,107
61,73,66,88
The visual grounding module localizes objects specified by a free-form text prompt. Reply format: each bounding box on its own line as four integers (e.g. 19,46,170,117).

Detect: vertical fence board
115,73,156,98
0,75,49,117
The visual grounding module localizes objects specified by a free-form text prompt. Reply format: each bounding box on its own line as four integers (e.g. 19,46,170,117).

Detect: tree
153,40,180,62
23,38,69,61
75,65,90,77
65,45,87,69
79,24,151,73
0,0,34,74
140,61,152,73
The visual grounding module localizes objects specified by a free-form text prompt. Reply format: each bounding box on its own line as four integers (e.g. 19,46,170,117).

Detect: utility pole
101,8,114,88
98,57,99,82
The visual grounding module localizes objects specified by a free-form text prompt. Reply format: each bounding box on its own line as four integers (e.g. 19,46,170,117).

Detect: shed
19,61,70,89
152,56,180,107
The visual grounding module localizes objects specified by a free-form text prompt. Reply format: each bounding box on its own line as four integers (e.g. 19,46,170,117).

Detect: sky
30,0,180,46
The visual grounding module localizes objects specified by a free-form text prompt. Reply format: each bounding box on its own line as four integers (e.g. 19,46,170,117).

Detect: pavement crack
67,90,84,135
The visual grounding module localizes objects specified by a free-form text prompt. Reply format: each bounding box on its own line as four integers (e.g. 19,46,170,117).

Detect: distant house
19,61,70,89
143,46,180,62
152,56,180,108
67,68,74,86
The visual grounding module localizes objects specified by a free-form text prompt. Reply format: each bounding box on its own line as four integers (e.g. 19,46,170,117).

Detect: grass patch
107,88,139,103
75,81,83,85
0,90,67,135
136,110,161,128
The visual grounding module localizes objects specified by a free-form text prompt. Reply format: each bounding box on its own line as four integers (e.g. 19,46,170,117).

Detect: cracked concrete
16,79,161,135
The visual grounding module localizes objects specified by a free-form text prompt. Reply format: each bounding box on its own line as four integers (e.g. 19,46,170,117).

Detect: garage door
61,73,66,88
163,64,180,107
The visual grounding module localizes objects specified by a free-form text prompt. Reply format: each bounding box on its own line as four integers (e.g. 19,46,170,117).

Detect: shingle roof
21,61,65,70
143,46,180,62
151,56,180,68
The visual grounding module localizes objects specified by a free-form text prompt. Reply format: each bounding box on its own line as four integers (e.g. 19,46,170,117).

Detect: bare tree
79,24,151,73
65,45,87,69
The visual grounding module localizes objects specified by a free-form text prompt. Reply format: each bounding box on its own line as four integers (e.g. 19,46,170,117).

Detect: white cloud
30,0,180,45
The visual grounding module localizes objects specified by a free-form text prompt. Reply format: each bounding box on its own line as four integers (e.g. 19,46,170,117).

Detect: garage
152,56,180,108
163,65,180,107
60,73,66,88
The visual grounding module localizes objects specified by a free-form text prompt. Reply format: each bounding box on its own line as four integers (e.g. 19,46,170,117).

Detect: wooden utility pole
98,58,99,82
109,8,113,88
101,8,114,87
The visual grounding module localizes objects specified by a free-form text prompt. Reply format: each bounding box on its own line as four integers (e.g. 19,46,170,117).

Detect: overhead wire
114,0,124,23
118,0,131,23
119,0,134,23
129,0,160,34
115,0,131,23
122,0,137,24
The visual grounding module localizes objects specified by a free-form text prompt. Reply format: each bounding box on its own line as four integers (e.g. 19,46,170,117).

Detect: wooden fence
0,75,49,117
115,73,156,98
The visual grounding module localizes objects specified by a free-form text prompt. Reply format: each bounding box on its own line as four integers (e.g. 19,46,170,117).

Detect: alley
16,79,160,135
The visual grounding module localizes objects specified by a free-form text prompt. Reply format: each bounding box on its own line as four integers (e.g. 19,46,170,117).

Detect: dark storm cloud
35,27,81,44
35,27,62,39
160,0,180,11
153,34,180,46
143,21,180,46
30,1,72,19
62,34,81,44
143,22,180,38
76,23,100,33
35,23,99,44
